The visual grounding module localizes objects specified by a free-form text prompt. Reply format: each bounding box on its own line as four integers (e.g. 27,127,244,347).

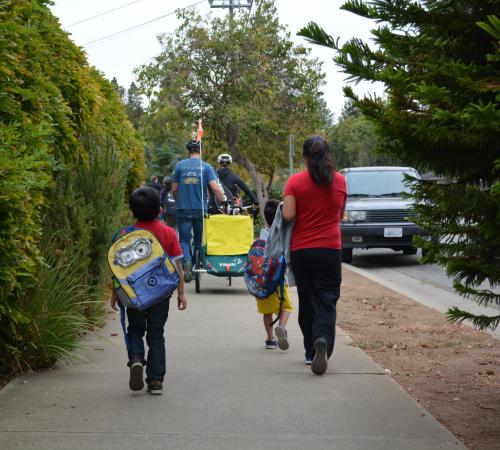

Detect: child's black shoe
147,380,163,395
129,360,144,391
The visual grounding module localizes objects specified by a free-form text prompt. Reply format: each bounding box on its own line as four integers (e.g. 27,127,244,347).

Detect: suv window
345,170,417,197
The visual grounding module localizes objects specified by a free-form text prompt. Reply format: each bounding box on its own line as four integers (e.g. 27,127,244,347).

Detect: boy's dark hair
264,199,280,227
129,187,160,221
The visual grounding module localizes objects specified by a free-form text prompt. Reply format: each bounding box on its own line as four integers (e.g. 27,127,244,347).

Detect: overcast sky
50,0,384,120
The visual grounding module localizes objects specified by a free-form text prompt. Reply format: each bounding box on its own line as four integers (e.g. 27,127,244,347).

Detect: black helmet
186,139,201,153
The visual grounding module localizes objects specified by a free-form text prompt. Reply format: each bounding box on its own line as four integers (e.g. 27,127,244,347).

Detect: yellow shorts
256,285,293,315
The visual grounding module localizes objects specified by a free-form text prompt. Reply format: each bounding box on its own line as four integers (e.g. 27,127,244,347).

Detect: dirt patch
339,267,500,450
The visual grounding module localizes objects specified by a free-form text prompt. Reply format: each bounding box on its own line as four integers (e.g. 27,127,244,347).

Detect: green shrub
0,0,145,377
16,246,94,372
77,136,132,318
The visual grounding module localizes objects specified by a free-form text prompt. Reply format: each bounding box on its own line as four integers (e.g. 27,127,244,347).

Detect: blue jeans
126,298,170,382
177,209,204,265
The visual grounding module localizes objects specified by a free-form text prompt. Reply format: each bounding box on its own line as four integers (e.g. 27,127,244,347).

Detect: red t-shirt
284,170,346,251
135,220,183,259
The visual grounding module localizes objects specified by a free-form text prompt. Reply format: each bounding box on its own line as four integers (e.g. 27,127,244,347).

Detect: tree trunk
226,126,268,218
266,168,275,193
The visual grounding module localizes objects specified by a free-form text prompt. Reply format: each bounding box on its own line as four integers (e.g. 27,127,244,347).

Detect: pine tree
125,82,144,130
299,1,500,330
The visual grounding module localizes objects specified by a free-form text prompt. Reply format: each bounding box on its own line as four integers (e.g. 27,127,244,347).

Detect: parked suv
340,166,430,263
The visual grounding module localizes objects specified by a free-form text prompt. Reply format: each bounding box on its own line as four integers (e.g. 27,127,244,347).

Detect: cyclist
216,154,258,207
172,140,225,282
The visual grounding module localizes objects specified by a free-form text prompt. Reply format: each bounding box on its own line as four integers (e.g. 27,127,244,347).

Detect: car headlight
346,210,366,222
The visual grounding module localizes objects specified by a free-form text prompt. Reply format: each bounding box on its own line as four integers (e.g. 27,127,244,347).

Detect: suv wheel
402,246,417,256
341,248,353,263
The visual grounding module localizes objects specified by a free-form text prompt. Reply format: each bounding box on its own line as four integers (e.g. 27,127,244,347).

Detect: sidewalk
0,275,465,450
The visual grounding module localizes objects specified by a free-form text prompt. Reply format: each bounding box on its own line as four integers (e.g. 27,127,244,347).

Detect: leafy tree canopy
136,0,331,204
330,100,400,168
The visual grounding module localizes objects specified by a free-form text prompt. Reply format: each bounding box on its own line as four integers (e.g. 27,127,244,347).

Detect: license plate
384,227,403,238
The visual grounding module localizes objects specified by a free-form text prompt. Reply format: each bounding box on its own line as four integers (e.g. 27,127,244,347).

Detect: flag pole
197,118,204,217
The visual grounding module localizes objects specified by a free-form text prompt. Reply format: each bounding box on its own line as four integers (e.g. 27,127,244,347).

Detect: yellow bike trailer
193,213,254,293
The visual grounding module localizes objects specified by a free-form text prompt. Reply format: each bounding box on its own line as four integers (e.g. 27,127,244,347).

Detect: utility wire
83,0,206,47
64,0,145,28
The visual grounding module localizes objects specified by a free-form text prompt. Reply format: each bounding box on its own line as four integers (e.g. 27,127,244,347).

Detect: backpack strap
119,303,130,353
271,258,286,326
111,224,137,243
112,224,137,358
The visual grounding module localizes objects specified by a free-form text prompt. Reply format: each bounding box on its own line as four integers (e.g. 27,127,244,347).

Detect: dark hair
303,135,335,186
264,199,280,227
186,139,201,153
129,187,160,221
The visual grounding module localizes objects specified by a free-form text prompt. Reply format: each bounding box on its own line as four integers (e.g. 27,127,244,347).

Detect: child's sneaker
265,338,277,349
147,380,163,395
311,338,328,375
275,324,289,350
129,360,144,391
183,261,192,283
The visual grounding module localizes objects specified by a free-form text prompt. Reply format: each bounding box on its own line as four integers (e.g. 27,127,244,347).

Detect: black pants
290,248,342,359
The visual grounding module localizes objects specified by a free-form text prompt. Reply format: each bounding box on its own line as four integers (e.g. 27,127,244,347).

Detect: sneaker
265,338,277,349
275,324,289,351
311,338,328,375
183,261,192,283
129,360,144,391
305,357,313,366
147,380,163,395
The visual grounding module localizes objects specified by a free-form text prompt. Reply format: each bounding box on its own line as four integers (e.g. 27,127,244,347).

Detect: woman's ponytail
303,136,335,186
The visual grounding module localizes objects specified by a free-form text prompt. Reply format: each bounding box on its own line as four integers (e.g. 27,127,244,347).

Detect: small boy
257,199,293,350
111,187,187,395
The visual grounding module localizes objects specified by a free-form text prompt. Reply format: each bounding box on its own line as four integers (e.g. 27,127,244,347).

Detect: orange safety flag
196,119,204,141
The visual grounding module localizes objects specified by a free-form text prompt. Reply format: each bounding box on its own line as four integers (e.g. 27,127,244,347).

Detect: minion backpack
108,225,179,311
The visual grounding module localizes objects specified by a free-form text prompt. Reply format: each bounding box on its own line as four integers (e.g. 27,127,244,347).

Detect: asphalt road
348,248,457,294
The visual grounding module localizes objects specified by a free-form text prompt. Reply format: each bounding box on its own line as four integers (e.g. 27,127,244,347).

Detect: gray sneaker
129,361,144,391
275,324,289,350
183,261,192,283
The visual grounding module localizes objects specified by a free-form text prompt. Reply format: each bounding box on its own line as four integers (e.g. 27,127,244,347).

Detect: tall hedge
0,0,144,375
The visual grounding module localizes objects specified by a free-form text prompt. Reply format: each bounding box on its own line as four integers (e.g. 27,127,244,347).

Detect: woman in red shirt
283,136,346,375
